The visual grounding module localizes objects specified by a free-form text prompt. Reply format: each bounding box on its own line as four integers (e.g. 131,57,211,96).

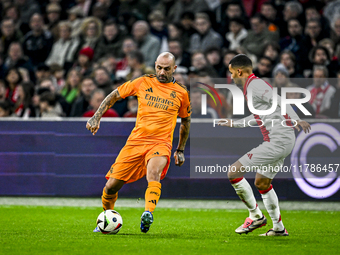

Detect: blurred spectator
132,20,160,67
123,96,138,117
283,1,303,24
126,50,154,81
220,50,237,81
308,45,338,77
279,50,303,78
225,17,248,50
272,63,291,96
118,0,150,21
61,68,82,107
39,91,61,118
331,15,340,46
77,17,102,54
50,64,65,92
179,11,197,50
319,38,337,61
93,66,113,96
18,67,30,83
1,18,24,55
242,14,279,59
155,0,176,17
168,22,190,52
168,39,191,69
75,0,96,17
13,82,34,117
116,38,137,78
279,18,306,71
35,63,52,84
94,19,125,61
307,65,336,118
22,13,54,66
0,79,7,102
0,100,12,117
263,41,280,64
83,88,119,117
4,42,35,82
74,46,94,76
67,6,84,38
253,56,273,78
4,67,23,104
38,78,68,115
191,51,218,77
218,0,246,36
204,47,223,76
302,19,325,63
45,3,62,41
305,5,330,37
92,2,109,22
189,13,223,53
15,0,41,25
46,21,80,69
260,1,279,34
323,0,340,26
3,4,28,35
99,55,117,81
190,88,218,118
173,72,188,87
70,77,97,117
167,0,209,23
148,10,168,48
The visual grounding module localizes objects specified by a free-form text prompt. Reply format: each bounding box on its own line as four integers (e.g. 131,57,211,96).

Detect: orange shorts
106,143,171,183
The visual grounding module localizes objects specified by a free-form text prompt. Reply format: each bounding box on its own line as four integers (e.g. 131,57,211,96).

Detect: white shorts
238,137,295,179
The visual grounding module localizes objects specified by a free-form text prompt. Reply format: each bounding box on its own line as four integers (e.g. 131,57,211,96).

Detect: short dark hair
39,92,56,106
229,54,252,69
128,50,144,64
251,13,267,24
258,56,273,65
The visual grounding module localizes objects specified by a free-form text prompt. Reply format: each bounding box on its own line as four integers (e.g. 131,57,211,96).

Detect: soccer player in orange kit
86,52,191,233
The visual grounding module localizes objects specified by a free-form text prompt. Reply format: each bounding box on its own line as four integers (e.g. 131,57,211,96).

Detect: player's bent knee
105,178,125,194
228,162,244,180
146,168,162,182
254,180,271,191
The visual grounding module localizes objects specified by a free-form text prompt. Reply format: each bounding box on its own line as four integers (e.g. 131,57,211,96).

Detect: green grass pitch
0,206,339,255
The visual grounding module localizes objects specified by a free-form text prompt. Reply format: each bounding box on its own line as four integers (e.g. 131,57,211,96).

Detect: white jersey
233,74,300,142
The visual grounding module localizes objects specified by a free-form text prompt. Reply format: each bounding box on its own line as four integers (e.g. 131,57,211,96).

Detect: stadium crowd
0,0,339,119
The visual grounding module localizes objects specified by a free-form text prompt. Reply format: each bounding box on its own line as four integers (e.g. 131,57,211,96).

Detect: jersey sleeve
117,77,144,99
178,91,191,118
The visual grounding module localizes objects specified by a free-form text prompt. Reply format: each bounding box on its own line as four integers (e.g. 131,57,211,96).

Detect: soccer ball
96,210,123,234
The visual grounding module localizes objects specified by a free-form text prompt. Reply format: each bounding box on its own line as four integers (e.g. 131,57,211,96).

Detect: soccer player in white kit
219,54,311,236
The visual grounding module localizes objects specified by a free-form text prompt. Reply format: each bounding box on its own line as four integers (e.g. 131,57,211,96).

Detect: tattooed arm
174,116,191,166
86,89,122,135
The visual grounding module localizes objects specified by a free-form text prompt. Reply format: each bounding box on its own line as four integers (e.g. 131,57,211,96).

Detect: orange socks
144,181,161,213
101,187,118,211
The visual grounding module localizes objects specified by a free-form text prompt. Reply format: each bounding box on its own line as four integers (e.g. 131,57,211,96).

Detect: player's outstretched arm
295,120,311,133
86,89,122,135
174,116,191,167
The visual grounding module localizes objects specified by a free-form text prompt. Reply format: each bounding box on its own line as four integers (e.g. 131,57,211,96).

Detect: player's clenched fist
174,151,185,167
86,117,100,135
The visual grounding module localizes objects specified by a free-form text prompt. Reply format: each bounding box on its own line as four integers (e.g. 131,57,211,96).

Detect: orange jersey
117,74,191,147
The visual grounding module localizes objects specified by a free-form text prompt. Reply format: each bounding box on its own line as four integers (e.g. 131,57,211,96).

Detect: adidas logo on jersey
145,87,153,93
247,153,253,160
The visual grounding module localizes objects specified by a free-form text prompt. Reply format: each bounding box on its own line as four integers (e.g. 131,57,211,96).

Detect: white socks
259,185,284,231
231,178,263,220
